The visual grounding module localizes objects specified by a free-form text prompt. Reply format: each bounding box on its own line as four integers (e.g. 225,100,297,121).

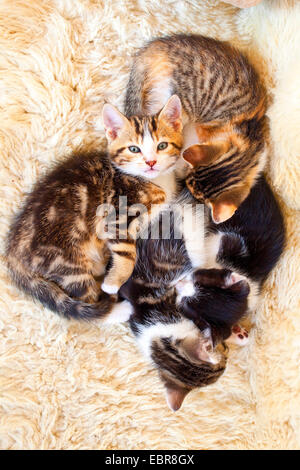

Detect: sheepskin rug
0,0,299,450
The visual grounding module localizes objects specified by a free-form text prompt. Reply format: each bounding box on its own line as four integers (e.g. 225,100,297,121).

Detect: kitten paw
101,282,119,294
176,278,196,302
227,324,249,346
103,300,133,325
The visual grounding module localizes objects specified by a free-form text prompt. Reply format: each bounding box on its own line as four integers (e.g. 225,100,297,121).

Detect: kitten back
124,33,267,223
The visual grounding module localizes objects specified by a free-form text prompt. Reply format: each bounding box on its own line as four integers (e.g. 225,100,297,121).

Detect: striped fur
120,214,231,410
124,34,267,223
6,151,168,320
120,175,285,410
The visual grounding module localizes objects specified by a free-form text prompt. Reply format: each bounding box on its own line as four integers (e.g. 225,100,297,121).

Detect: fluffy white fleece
0,0,299,450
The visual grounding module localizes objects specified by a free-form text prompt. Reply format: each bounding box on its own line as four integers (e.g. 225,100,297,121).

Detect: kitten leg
226,325,249,346
181,205,206,269
102,186,166,294
101,240,136,294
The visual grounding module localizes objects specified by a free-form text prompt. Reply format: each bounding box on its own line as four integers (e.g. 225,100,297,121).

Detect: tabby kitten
5,97,183,321
125,34,266,223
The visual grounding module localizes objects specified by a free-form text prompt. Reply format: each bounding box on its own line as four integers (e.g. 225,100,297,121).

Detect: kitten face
102,95,183,179
135,318,227,411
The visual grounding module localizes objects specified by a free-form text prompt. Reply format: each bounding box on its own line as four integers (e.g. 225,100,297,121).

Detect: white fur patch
175,276,196,303
152,172,177,203
103,300,133,325
141,126,156,163
101,283,119,294
179,204,206,268
136,318,198,360
146,77,172,115
203,232,223,269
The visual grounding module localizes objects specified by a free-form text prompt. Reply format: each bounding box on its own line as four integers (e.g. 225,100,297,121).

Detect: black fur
122,175,285,344
210,175,285,284
181,175,285,342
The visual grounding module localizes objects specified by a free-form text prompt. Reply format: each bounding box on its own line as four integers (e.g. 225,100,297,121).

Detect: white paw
176,278,196,303
226,325,249,346
103,300,133,325
101,282,119,294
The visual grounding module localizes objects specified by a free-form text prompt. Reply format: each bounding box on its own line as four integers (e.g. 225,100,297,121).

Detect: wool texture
0,0,299,450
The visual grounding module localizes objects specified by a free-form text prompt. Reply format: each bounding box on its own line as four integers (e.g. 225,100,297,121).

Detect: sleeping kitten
119,213,250,411
5,97,183,320
119,175,284,410
124,33,266,224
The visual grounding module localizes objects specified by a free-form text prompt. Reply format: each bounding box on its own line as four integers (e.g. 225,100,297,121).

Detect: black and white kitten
120,225,247,411
180,174,285,343
120,175,285,411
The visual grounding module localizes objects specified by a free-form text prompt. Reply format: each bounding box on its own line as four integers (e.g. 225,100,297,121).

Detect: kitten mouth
144,168,160,177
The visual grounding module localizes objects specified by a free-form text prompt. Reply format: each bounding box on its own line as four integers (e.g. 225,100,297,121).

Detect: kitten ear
197,328,219,364
102,103,129,141
182,143,225,167
225,272,246,287
165,386,190,412
182,329,218,365
225,273,250,296
158,95,182,131
209,200,238,224
209,184,251,224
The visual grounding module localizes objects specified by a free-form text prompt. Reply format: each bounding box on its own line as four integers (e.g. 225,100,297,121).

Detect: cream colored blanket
0,0,299,450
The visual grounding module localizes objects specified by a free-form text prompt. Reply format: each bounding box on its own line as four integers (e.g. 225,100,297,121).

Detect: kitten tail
7,260,115,321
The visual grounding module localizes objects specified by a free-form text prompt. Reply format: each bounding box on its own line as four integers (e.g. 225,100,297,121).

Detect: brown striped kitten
124,34,267,223
5,97,183,321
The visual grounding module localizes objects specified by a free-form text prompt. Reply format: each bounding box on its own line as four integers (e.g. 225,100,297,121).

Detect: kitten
119,175,284,410
179,174,285,343
5,97,183,321
124,33,266,224
119,214,250,411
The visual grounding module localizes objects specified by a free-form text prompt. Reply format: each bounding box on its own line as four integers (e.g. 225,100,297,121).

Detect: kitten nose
146,160,157,168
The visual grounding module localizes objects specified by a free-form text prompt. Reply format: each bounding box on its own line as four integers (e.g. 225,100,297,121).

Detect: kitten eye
128,145,141,153
157,142,168,151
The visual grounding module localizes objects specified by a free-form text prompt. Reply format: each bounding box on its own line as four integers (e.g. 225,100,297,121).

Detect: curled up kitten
119,215,251,411
119,175,285,410
5,97,183,321
125,33,267,224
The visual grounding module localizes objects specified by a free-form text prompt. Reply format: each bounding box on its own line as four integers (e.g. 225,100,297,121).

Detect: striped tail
7,261,115,321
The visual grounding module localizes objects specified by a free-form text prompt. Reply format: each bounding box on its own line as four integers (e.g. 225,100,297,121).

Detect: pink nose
146,160,157,168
